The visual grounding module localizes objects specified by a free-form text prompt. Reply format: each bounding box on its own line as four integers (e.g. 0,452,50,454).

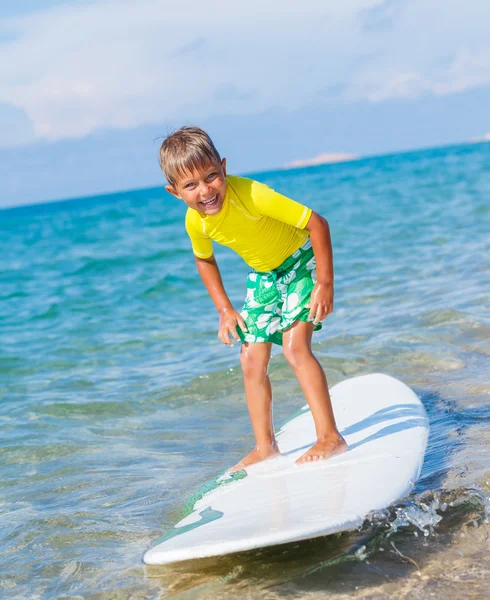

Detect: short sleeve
185,209,214,259
250,181,312,229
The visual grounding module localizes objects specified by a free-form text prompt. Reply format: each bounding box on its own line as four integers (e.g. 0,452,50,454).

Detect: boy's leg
231,341,280,471
282,321,347,464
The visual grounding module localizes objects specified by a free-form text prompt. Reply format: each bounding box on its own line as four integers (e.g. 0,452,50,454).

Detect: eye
185,182,196,189
207,172,217,180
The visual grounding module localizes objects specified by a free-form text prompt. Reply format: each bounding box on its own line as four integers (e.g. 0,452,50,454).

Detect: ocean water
1,142,489,600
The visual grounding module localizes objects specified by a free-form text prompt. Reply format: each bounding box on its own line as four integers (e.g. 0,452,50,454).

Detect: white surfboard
144,373,429,565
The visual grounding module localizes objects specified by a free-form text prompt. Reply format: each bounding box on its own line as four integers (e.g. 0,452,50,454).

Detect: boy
160,126,347,471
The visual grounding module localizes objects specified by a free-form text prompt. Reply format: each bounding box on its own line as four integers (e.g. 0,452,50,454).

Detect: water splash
363,486,490,542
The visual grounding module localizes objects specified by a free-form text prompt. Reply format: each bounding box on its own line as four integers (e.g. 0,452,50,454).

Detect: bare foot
230,444,280,472
296,435,348,465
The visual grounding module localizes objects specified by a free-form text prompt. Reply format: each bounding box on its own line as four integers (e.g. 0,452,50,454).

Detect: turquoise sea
1,142,489,599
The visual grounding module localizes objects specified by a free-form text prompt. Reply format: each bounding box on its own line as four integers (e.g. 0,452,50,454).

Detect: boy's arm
304,212,334,324
194,255,248,346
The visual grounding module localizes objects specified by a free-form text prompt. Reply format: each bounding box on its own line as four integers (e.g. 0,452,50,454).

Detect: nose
199,182,213,197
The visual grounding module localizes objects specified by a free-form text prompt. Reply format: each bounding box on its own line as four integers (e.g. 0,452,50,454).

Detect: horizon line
1,138,487,213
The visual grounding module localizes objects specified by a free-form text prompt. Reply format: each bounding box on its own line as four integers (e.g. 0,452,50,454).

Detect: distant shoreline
470,132,490,143
285,152,359,169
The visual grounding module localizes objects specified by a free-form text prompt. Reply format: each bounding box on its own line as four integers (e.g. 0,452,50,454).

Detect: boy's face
166,158,227,216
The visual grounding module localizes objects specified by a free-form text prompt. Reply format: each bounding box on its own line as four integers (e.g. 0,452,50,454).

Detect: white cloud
347,47,490,102
1,0,490,143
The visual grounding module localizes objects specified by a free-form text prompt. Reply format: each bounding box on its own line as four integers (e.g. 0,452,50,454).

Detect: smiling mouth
200,194,218,208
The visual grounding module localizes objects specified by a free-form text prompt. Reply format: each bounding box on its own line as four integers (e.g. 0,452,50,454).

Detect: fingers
237,315,248,333
307,302,315,321
308,285,334,323
218,328,232,346
230,325,240,342
218,321,233,345
218,312,247,346
307,300,320,322
315,309,326,324
309,302,333,324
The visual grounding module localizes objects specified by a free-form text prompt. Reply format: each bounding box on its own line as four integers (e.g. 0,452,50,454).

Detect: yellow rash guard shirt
185,175,312,271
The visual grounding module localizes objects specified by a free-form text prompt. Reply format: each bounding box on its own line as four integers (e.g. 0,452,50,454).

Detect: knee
240,348,269,380
283,344,313,371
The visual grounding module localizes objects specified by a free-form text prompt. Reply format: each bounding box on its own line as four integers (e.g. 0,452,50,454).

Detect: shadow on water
144,387,489,599
145,531,357,598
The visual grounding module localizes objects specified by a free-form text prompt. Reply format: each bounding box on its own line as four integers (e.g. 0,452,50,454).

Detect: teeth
202,195,217,206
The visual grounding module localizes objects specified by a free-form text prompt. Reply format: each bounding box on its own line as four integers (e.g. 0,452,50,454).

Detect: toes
296,441,348,465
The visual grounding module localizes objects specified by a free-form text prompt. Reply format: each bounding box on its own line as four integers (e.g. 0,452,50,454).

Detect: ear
221,158,227,177
165,184,182,200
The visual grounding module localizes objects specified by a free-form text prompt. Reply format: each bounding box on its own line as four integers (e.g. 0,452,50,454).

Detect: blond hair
159,126,222,186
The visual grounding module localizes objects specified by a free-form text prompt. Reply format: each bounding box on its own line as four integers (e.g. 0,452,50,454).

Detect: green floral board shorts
237,240,321,346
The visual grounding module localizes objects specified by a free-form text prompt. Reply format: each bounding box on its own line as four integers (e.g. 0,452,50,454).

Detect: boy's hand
307,282,334,324
218,307,248,346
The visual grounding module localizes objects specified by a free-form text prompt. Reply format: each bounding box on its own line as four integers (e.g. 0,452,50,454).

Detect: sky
1,0,490,208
